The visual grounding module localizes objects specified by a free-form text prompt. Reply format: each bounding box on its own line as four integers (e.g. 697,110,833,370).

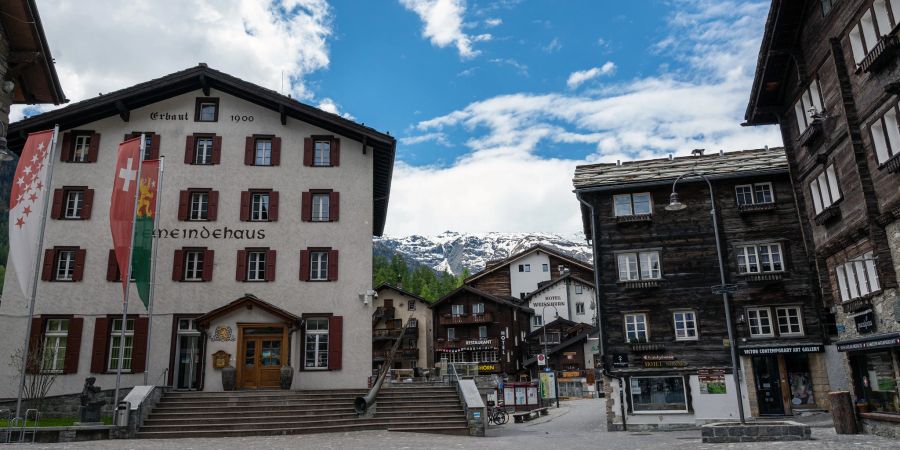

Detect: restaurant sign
465,339,493,346
739,344,824,356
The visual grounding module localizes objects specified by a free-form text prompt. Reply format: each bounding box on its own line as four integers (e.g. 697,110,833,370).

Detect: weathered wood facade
574,148,828,428
372,284,434,374
746,0,900,434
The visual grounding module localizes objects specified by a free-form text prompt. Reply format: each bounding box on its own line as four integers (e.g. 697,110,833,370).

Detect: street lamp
666,172,746,424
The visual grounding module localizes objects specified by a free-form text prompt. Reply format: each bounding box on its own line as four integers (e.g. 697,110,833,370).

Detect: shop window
629,376,688,412
853,351,899,413
785,354,816,408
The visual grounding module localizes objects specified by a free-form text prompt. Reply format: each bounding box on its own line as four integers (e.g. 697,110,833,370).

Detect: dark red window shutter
81,189,94,219
236,250,247,281
212,136,222,164
26,317,43,374
178,190,189,220
266,249,277,281
90,318,109,373
41,249,55,281
202,249,214,281
73,249,86,281
303,138,313,166
301,192,312,221
244,136,254,165
271,137,282,166
131,317,149,373
240,191,250,221
299,250,310,281
60,133,73,162
51,189,64,219
328,316,343,370
172,250,184,281
268,191,279,221
63,317,84,374
328,249,339,281
87,133,101,162
208,191,219,221
106,249,120,282
148,134,161,159
331,138,340,166
184,135,195,164
329,192,340,222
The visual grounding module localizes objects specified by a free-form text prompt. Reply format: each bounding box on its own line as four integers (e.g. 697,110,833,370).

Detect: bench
536,407,550,416
512,408,549,423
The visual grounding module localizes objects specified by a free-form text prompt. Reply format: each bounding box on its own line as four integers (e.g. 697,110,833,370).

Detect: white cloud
12,0,333,120
489,58,528,76
317,98,355,120
542,37,562,53
484,18,503,27
566,62,616,89
399,132,451,146
385,1,781,236
399,0,482,58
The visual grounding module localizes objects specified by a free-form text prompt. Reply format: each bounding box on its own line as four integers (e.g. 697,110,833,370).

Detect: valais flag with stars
110,137,159,307
8,129,55,297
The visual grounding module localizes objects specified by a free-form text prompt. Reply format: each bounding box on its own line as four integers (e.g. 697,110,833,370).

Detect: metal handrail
355,315,416,414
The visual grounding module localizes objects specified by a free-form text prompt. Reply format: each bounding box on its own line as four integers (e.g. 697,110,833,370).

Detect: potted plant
222,365,236,391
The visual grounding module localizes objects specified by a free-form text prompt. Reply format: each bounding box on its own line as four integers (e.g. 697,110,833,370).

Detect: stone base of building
0,388,131,419
859,415,900,439
700,421,811,443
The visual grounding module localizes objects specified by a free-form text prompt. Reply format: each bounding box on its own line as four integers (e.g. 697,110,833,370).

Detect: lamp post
666,172,746,424
541,305,559,407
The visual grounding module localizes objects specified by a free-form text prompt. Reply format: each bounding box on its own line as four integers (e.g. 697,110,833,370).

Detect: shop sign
465,339,493,346
612,353,629,368
500,330,507,355
643,360,687,368
698,369,726,394
478,364,497,372
854,309,876,334
836,332,900,352
212,350,230,369
642,354,675,361
560,371,582,378
739,344,824,356
629,343,665,352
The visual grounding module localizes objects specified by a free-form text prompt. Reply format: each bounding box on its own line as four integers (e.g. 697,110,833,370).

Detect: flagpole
143,156,164,385
14,126,60,420
113,135,145,407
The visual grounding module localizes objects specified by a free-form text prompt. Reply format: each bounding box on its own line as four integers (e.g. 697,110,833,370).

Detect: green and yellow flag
132,160,160,308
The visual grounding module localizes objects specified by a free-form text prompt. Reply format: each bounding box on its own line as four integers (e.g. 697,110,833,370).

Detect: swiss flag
109,137,142,297
8,129,56,297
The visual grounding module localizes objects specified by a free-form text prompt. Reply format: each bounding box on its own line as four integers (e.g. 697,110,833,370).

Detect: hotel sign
739,344,823,356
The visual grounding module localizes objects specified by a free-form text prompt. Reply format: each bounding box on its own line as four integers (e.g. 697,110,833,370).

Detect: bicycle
487,405,509,425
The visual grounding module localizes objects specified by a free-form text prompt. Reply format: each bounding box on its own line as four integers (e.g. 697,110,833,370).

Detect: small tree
8,346,57,414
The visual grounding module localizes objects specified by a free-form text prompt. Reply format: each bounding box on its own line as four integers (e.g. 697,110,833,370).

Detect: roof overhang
0,0,66,105
429,285,534,313
374,283,431,305
464,244,593,285
195,295,300,329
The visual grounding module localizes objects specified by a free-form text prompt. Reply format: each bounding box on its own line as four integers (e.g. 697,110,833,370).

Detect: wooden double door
238,325,288,389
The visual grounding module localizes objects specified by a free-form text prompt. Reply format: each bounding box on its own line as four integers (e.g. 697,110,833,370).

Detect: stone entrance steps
136,385,469,438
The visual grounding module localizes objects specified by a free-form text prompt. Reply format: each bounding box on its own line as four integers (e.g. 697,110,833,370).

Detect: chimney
691,148,705,156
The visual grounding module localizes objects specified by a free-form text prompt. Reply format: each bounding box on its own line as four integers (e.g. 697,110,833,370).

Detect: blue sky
20,0,782,236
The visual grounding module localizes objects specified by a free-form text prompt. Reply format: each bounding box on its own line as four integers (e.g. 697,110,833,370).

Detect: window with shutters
533,315,543,327
793,80,824,133
314,140,331,166
408,300,415,311
255,138,272,166
312,194,329,221
194,97,219,122
849,0,899,66
304,318,329,369
472,303,485,315
624,313,648,342
614,192,652,216
194,137,214,165
246,251,267,281
747,308,774,337
617,251,661,281
310,251,328,280
41,319,69,373
870,101,900,165
835,251,881,302
478,326,488,338
190,192,209,221
56,250,76,281
542,263,549,272
72,135,91,162
737,243,784,274
809,164,842,215
447,327,456,340
775,306,804,336
576,302,586,315
735,182,774,205
575,284,583,294
673,311,697,341
451,304,465,316
64,189,85,219
184,251,204,281
250,193,269,222
108,318,134,371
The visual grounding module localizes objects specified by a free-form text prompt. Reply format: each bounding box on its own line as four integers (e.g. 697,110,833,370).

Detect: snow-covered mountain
374,231,593,276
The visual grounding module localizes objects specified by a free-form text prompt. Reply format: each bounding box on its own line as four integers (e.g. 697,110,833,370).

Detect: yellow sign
478,364,497,372
560,371,582,378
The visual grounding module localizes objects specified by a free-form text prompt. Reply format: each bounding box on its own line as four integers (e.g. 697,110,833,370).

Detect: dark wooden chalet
745,0,900,432
574,148,827,427
429,285,532,377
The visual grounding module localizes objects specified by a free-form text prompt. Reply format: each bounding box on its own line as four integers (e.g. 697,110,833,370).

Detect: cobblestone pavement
11,399,900,449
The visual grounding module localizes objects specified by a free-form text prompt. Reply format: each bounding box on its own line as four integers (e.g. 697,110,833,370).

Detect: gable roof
7,64,396,235
573,147,788,191
195,294,300,328
524,273,595,302
465,244,593,285
526,317,577,339
375,283,431,305
428,285,534,313
523,326,598,367
1,0,66,105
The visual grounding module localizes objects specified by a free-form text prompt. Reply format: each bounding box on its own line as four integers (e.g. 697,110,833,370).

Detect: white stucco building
525,274,596,332
1,64,396,395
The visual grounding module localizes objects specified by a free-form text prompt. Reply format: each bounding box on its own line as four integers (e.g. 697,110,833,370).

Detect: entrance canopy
195,294,300,329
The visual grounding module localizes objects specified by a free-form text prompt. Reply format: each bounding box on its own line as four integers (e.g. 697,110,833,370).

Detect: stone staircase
135,385,469,439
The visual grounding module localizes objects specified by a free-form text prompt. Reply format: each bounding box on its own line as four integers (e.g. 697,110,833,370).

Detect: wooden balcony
615,214,653,224
738,202,776,214
861,36,899,73
371,306,395,325
372,328,401,340
439,312,494,325
883,152,900,174
797,118,824,149
814,205,841,226
373,348,419,361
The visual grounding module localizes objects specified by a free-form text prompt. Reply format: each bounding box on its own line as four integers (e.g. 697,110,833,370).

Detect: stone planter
280,365,293,390
222,366,236,391
701,421,811,443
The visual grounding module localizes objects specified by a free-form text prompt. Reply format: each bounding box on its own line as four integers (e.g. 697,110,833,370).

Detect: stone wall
0,387,131,419
859,418,900,439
